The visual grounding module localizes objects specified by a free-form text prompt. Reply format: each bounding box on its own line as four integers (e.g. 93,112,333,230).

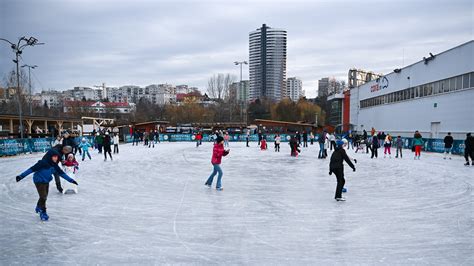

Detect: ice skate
39,210,49,221
335,197,346,201
465,162,470,166
205,183,211,188
216,187,223,191
35,206,41,214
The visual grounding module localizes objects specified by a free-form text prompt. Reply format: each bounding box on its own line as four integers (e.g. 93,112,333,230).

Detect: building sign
370,76,389,93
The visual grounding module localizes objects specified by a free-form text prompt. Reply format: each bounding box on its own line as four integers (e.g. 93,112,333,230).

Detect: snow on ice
0,142,472,264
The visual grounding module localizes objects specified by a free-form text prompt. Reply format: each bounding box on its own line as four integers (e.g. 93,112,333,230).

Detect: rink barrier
121,134,467,154
0,135,466,156
0,136,95,157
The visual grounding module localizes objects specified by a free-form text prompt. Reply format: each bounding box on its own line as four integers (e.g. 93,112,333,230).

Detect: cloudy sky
0,0,472,97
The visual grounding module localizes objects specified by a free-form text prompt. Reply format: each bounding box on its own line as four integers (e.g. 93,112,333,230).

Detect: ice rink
1,141,472,264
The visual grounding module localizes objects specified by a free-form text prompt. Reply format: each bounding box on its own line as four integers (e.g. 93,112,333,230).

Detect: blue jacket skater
18,150,75,184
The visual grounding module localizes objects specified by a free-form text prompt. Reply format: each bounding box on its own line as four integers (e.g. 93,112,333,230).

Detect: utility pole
22,64,38,116
1,36,43,138
234,61,248,124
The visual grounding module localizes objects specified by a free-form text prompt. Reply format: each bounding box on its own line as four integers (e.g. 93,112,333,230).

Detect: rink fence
0,135,466,156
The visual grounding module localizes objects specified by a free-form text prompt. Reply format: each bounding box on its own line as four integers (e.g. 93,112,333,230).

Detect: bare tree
207,73,236,100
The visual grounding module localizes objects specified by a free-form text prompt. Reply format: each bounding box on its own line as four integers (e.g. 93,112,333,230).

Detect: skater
329,140,356,202
62,154,79,194
224,132,230,147
154,129,160,144
113,133,120,153
258,130,263,146
412,131,424,160
103,132,113,161
132,130,140,146
302,131,308,147
205,136,229,190
148,130,155,148
260,137,268,150
96,133,103,153
195,131,203,147
52,135,62,147
274,134,281,152
464,133,474,166
246,130,250,147
443,132,454,159
295,131,301,145
318,131,327,159
78,138,92,161
370,134,379,159
143,131,149,146
16,150,78,221
310,131,314,145
395,136,403,158
383,134,392,158
328,132,336,151
289,136,300,157
43,144,73,193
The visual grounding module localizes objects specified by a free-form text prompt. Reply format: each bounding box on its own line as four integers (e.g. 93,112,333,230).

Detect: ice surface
1,142,472,264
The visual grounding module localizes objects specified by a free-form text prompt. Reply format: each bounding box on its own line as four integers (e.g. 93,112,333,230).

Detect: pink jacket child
206,136,229,190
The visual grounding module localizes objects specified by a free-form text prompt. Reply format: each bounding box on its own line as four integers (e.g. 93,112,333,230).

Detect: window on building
463,74,470,89
433,82,439,94
456,76,463,90
415,86,419,97
470,72,474,88
442,79,449,92
449,77,456,91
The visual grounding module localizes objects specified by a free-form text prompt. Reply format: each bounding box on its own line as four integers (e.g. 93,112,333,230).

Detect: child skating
205,136,229,191
78,138,92,161
62,154,79,194
260,138,268,150
15,150,78,221
329,140,356,201
274,134,281,152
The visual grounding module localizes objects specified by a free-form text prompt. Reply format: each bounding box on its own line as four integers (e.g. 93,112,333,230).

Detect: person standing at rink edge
443,132,454,160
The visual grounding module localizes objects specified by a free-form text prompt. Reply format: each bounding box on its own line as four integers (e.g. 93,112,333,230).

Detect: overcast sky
0,0,472,97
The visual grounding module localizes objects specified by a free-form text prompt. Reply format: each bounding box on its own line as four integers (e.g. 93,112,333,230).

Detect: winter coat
318,133,326,143
275,136,281,144
303,133,308,141
224,134,230,141
211,143,228,164
96,135,104,145
371,136,379,148
78,141,91,150
289,138,300,153
413,135,424,146
384,136,392,147
465,136,474,152
103,135,112,147
113,135,120,145
19,150,74,184
396,138,403,148
444,135,454,148
62,137,76,148
329,146,355,171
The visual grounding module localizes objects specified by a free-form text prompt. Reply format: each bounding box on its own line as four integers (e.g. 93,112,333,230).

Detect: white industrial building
350,40,473,139
286,77,303,101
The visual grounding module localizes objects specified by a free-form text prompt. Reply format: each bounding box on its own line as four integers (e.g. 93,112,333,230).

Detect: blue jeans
82,150,91,160
319,142,325,157
206,164,223,188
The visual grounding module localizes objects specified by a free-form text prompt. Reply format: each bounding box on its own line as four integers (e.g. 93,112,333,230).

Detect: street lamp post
21,64,38,116
1,36,43,139
234,61,248,124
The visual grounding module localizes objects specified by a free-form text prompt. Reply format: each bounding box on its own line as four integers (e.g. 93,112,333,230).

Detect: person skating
274,134,281,152
143,131,149,146
395,136,403,158
16,150,78,221
443,132,454,160
113,133,120,153
103,132,113,161
148,130,155,148
258,130,262,146
195,131,203,147
246,130,250,147
62,153,79,194
205,136,229,190
154,129,160,144
464,133,474,166
96,133,104,153
295,131,301,146
412,131,424,160
370,134,379,159
383,134,392,158
132,130,140,146
78,138,92,161
224,132,230,147
302,131,308,147
329,140,355,202
260,137,268,150
43,144,73,193
328,132,336,151
318,131,327,159
310,131,314,145
289,136,300,157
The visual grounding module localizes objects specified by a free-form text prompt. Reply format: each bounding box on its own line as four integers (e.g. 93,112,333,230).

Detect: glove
71,180,78,185
16,175,23,182
354,159,357,164
329,171,332,176
352,168,356,172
